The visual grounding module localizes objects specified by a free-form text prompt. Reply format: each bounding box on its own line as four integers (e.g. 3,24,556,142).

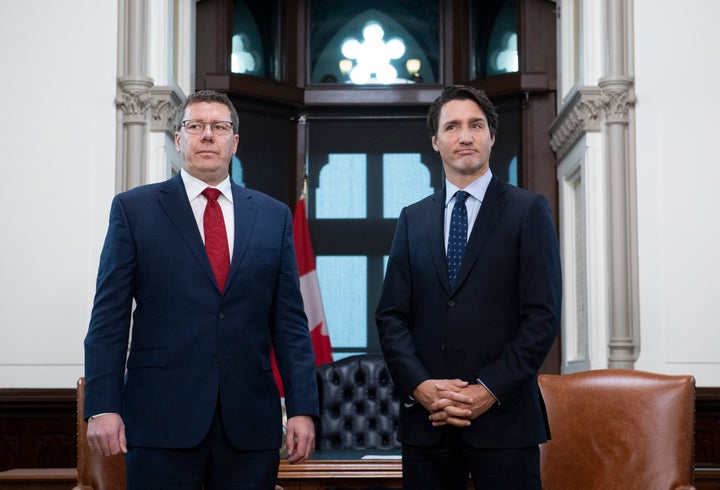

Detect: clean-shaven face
432,98,495,187
174,102,239,186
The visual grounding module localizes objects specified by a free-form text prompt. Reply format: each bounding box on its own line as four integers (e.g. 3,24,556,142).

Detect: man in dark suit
84,90,318,489
376,85,561,489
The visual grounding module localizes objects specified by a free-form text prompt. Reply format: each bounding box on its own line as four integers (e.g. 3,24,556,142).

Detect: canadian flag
272,196,333,395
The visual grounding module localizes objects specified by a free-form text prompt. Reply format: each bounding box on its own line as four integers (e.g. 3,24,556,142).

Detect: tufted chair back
315,354,401,451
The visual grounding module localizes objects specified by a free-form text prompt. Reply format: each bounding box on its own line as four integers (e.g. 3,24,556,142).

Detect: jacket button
218,312,225,320
448,300,455,307
441,344,447,352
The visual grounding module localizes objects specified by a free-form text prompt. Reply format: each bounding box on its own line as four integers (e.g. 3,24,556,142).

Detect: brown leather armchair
315,354,401,451
74,377,126,490
538,369,695,490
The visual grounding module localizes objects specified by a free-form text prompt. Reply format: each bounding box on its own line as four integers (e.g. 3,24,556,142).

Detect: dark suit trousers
125,401,280,490
402,427,540,490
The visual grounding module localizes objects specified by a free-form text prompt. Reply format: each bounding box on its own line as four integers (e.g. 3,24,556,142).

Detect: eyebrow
442,116,487,128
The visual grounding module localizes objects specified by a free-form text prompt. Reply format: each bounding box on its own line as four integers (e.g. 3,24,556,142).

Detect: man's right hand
413,379,472,414
86,413,127,456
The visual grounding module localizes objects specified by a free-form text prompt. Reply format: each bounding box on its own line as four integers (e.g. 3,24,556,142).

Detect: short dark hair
427,85,499,137
174,90,240,134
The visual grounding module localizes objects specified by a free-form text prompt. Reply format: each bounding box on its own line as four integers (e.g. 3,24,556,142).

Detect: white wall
2,0,719,389
634,0,720,385
0,1,118,387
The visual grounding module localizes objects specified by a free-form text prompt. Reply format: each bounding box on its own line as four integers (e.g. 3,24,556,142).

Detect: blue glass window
316,154,367,218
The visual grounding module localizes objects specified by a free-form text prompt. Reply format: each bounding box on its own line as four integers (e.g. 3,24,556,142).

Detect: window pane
307,118,443,358
316,256,367,349
383,153,434,218
310,1,439,84
316,154,367,218
486,0,518,75
231,1,279,80
470,0,518,79
230,155,245,187
490,98,521,185
508,156,518,187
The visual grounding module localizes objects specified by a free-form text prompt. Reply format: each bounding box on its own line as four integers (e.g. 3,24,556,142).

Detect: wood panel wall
0,389,76,471
1,388,719,473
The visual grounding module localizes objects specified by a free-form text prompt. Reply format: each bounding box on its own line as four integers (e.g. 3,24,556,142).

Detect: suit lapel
453,177,508,290
427,188,451,294
157,174,217,287
224,184,258,293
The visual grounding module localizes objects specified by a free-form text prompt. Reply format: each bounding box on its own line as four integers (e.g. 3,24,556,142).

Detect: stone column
115,0,154,192
600,0,639,369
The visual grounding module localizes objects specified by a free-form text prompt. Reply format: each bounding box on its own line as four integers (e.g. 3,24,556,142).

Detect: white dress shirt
181,169,235,260
443,169,493,252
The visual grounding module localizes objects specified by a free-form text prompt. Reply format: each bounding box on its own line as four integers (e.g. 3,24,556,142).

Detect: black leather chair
315,354,401,451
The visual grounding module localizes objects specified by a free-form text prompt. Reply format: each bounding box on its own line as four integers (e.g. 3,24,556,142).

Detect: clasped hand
413,379,496,427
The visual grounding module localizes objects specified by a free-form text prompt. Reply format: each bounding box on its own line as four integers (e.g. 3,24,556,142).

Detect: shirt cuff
476,378,500,405
88,412,114,421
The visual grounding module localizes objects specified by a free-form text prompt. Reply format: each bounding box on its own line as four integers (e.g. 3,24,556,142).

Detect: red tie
202,188,230,292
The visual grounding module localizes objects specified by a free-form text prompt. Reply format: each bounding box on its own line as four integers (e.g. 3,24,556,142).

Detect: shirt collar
180,169,233,203
445,169,493,206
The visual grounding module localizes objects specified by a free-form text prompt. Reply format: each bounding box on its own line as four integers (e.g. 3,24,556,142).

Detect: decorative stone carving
550,87,605,159
599,76,636,125
116,75,154,124
115,79,182,134
149,85,182,133
549,82,635,160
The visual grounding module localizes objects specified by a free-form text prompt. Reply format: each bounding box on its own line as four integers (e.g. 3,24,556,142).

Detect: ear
431,135,439,152
174,132,181,151
232,133,239,153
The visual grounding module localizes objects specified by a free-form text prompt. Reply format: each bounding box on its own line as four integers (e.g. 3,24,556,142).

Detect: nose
459,129,473,144
200,123,215,140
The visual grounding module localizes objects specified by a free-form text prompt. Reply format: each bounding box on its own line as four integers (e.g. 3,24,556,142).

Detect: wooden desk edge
278,459,402,479
0,468,77,481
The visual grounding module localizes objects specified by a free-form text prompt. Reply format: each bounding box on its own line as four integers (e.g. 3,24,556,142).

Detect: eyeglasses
181,120,234,136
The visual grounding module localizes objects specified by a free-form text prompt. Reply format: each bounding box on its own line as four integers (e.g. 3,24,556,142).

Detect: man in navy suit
376,85,561,489
84,90,318,489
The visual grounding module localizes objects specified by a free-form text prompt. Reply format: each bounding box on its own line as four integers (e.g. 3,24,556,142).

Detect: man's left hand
285,415,315,464
428,382,496,427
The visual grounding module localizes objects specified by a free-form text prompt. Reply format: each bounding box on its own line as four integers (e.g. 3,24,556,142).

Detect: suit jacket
84,174,319,450
376,176,561,448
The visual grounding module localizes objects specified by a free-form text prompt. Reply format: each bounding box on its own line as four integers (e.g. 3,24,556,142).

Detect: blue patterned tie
447,190,469,290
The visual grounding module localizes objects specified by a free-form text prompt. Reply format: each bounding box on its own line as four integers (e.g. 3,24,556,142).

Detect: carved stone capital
550,87,605,159
116,75,154,124
599,76,636,125
149,85,183,133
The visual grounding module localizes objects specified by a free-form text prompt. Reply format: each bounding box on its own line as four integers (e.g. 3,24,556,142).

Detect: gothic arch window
310,2,439,84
